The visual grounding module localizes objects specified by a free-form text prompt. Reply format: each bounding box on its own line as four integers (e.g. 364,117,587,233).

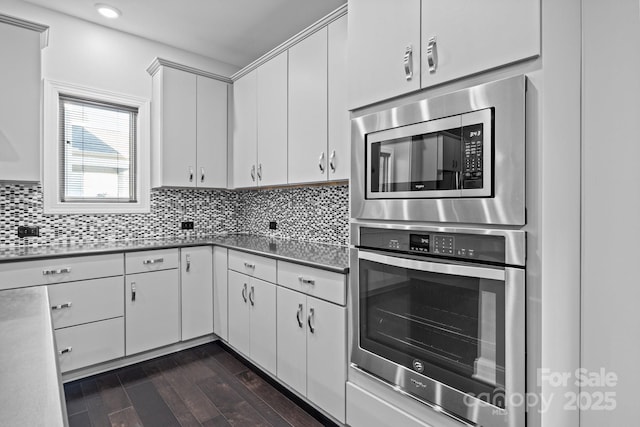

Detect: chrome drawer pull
131,282,136,302
298,276,315,285
58,347,72,355
186,254,191,272
318,152,325,173
51,302,72,310
142,258,164,265
426,36,438,73
42,267,71,275
404,44,413,80
242,283,248,303
329,150,336,173
244,262,255,269
200,167,205,183
249,286,255,306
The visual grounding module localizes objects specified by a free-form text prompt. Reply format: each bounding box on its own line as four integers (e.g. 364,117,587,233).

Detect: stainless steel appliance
350,222,525,427
351,75,526,225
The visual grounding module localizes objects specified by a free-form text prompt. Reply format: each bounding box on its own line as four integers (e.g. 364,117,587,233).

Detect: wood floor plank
237,370,323,427
94,372,132,414
64,382,87,416
201,414,232,427
204,344,249,375
125,380,181,427
144,354,223,424
108,406,143,427
117,364,150,389
171,346,218,384
152,375,202,427
197,376,271,427
80,380,113,427
68,411,91,427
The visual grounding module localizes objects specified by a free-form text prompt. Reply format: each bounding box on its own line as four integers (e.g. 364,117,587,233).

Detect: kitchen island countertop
0,234,349,273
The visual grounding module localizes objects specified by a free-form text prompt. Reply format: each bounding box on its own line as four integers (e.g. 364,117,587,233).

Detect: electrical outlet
269,221,277,230
181,221,194,230
18,226,39,238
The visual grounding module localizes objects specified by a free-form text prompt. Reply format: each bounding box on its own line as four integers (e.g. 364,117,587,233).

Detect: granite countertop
0,234,350,273
0,286,67,427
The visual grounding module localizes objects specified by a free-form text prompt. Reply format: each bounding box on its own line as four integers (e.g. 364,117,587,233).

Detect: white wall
582,1,640,425
1,0,239,99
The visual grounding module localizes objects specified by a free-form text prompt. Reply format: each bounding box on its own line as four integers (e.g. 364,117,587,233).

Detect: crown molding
146,57,233,84
0,13,49,49
231,3,347,81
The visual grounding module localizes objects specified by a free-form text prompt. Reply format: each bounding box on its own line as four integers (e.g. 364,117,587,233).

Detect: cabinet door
347,0,421,109
232,70,258,188
288,27,328,184
421,0,540,88
160,67,197,187
0,21,42,182
276,286,307,396
307,297,346,423
227,270,251,356
197,76,228,188
328,14,350,181
249,277,277,375
181,246,213,341
125,269,180,355
213,247,228,341
257,52,288,186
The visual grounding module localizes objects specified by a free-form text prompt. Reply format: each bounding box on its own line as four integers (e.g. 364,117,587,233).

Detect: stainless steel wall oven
350,222,525,427
351,75,526,226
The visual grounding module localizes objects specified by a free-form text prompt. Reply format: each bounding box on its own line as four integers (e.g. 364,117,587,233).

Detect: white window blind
59,95,138,203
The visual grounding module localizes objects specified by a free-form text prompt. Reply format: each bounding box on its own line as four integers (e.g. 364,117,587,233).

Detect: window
44,81,150,214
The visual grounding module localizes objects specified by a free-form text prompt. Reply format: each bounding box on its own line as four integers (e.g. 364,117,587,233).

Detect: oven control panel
361,227,506,263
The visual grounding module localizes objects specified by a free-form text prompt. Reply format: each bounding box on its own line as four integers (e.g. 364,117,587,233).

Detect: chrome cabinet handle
308,307,315,333
296,303,304,328
189,167,194,182
318,152,325,174
51,302,72,310
298,276,315,285
131,282,136,302
200,167,205,183
251,165,256,182
329,150,336,173
426,36,438,73
142,258,164,265
404,44,413,80
42,267,71,275
249,285,255,306
58,347,72,355
185,254,191,272
244,262,255,269
257,164,262,181
242,283,248,303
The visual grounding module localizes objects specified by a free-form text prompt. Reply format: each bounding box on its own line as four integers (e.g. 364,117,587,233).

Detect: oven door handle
358,250,505,281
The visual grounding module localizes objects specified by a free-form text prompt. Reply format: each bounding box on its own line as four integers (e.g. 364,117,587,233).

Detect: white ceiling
21,0,346,69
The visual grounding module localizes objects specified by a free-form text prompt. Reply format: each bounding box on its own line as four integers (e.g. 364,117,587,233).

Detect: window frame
44,80,150,214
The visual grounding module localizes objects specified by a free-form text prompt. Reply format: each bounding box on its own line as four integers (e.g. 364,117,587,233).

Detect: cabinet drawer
125,249,179,274
55,317,124,373
0,254,123,290
278,261,346,305
49,276,123,329
228,250,276,283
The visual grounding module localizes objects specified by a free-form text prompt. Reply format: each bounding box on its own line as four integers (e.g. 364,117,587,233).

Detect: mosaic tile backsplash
0,183,349,247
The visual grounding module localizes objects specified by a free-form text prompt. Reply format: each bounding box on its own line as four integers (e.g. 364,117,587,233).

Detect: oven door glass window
359,256,506,407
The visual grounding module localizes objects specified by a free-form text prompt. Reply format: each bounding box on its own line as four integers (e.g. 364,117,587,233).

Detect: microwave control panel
462,123,484,189
360,227,505,263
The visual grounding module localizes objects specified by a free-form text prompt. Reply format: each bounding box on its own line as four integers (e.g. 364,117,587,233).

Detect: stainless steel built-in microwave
351,75,526,226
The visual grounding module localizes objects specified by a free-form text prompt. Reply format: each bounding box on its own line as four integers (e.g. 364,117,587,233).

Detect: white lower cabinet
213,247,228,340
228,269,277,375
180,246,213,341
277,286,346,423
125,257,180,355
55,317,124,373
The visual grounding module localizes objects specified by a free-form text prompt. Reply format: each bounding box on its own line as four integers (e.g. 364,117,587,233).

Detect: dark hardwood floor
64,342,334,427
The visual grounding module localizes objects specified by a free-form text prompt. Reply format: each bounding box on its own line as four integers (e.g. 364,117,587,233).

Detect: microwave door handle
358,250,505,281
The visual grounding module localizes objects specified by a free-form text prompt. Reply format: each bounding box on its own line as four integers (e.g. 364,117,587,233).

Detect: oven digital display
409,234,430,253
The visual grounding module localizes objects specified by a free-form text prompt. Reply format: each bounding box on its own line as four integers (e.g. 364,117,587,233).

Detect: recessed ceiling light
96,4,121,19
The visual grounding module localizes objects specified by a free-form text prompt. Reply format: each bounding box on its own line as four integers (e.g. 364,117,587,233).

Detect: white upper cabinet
348,0,540,109
420,0,540,88
149,59,228,188
347,0,421,110
232,69,258,188
288,27,328,184
327,14,350,181
0,16,48,182
257,52,288,187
